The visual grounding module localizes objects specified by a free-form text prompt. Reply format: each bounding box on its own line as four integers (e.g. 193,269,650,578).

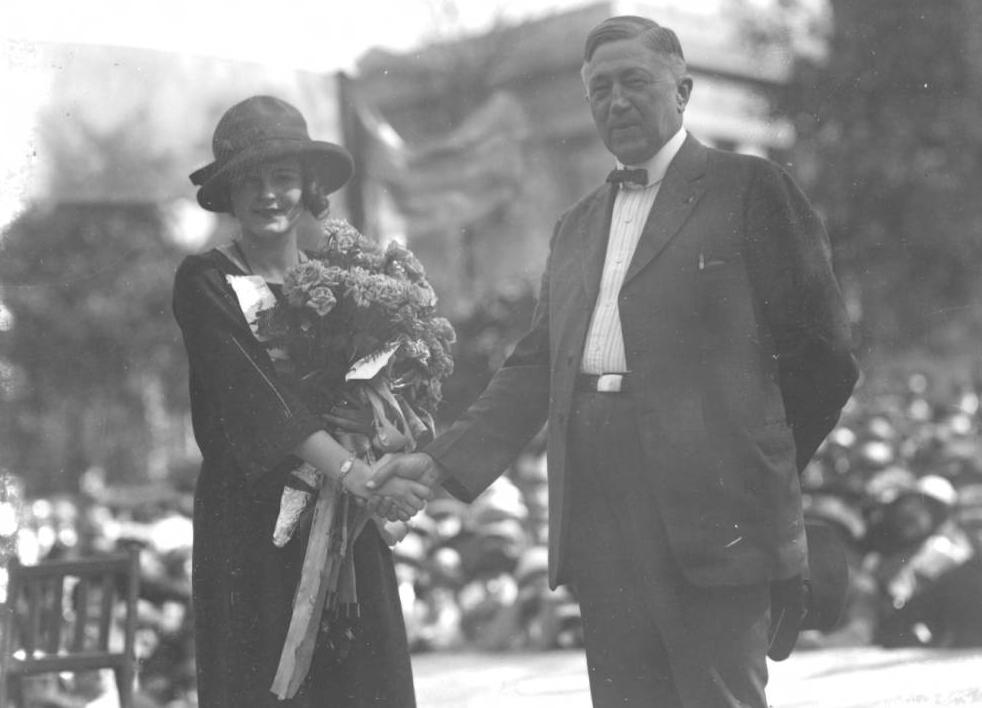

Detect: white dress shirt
580,127,687,375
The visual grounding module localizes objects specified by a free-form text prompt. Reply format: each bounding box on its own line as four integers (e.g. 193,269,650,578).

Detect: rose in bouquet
263,219,453,418
259,218,455,536
256,218,455,699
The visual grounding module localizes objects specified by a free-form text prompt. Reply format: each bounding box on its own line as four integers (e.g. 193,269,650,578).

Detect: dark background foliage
3,0,982,493
755,0,982,368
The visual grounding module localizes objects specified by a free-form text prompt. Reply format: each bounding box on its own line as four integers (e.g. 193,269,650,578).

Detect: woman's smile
253,205,289,219
229,157,305,239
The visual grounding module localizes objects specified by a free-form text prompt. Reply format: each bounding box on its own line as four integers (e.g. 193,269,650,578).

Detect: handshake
342,452,445,524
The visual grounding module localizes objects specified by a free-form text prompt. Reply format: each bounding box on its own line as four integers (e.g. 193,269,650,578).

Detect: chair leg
0,674,19,708
114,663,135,708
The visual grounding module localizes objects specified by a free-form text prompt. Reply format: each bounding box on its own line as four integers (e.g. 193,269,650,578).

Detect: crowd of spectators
796,372,982,650
1,371,981,706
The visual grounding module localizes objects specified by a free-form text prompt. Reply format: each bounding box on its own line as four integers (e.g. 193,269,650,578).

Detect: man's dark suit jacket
427,135,858,590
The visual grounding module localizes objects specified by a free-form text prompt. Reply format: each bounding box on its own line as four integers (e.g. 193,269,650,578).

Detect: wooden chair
0,547,140,708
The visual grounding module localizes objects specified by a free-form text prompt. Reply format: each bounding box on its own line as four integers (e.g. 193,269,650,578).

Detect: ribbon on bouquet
271,385,421,698
270,477,370,699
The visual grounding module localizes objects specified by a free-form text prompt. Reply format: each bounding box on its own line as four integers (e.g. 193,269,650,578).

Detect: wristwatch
338,456,356,485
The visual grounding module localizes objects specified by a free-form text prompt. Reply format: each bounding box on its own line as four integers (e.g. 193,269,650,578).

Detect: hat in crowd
513,545,549,585
392,531,427,567
803,493,866,543
477,519,526,546
189,95,354,213
865,466,918,503
855,439,895,469
912,474,958,508
958,483,982,509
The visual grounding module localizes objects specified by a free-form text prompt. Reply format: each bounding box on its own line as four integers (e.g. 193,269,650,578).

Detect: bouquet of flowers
257,219,455,699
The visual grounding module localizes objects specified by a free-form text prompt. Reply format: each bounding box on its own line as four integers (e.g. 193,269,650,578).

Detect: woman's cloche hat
189,95,354,213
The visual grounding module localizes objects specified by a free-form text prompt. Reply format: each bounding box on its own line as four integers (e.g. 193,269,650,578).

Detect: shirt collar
616,126,687,188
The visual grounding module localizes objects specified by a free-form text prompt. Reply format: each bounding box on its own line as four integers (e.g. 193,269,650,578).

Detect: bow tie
607,167,649,187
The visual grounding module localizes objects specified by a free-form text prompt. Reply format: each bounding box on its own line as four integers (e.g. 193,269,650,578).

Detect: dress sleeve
172,256,324,486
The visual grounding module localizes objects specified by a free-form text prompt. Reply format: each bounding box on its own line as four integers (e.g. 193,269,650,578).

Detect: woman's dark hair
583,15,686,64
301,157,332,219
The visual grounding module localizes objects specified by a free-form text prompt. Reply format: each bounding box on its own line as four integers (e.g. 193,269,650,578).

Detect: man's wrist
420,452,450,488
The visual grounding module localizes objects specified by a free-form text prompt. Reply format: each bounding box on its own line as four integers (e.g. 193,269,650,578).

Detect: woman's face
228,156,305,241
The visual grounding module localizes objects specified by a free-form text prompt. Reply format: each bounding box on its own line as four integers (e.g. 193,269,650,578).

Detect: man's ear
677,77,693,113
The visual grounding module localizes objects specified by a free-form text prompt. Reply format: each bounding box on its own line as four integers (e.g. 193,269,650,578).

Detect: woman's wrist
336,455,357,486
338,455,370,497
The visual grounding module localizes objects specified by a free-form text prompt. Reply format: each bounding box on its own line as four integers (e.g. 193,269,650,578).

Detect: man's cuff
424,453,471,502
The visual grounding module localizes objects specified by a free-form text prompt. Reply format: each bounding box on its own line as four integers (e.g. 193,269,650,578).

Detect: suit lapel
623,135,708,285
577,184,617,303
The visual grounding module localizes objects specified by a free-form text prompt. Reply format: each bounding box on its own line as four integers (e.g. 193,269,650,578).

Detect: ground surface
412,646,982,707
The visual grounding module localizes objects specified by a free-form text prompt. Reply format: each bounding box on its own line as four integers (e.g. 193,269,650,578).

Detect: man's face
582,37,692,165
229,156,305,240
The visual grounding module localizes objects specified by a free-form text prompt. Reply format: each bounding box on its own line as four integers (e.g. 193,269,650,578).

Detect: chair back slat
24,582,39,655
12,557,128,578
72,578,89,651
97,572,115,651
0,548,140,708
122,547,140,660
45,578,64,654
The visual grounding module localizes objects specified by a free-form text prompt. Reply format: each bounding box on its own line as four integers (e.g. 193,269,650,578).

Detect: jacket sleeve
173,258,324,488
742,161,859,471
424,224,556,502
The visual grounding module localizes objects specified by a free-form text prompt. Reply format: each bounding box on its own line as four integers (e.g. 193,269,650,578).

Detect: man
372,15,858,707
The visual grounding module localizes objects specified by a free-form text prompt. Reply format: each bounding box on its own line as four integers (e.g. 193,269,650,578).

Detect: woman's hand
341,458,431,522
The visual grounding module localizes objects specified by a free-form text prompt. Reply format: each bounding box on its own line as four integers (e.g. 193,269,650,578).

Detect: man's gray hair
583,15,686,66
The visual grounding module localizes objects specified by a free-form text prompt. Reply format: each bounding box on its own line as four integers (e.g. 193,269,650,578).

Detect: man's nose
609,84,631,111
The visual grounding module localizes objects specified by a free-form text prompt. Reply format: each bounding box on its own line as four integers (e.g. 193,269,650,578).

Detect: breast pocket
698,251,743,277
696,252,755,351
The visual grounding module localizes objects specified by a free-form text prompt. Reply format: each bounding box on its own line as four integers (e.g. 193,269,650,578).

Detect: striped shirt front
580,127,687,375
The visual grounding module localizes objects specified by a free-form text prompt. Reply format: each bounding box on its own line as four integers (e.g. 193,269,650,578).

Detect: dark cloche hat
189,95,354,213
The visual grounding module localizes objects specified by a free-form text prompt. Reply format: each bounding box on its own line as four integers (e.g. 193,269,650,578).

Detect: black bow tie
607,168,648,187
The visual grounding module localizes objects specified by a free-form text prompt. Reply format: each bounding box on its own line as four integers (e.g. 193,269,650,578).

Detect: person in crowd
869,475,982,648
372,15,858,707
172,95,429,707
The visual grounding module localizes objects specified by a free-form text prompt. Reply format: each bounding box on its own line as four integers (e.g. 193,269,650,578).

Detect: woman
173,95,427,706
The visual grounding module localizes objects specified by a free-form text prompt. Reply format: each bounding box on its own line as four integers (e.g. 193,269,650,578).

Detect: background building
354,0,797,313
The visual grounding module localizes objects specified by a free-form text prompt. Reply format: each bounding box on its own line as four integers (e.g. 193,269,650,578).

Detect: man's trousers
565,390,771,707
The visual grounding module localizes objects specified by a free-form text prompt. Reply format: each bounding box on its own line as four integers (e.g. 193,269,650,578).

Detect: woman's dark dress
172,249,415,707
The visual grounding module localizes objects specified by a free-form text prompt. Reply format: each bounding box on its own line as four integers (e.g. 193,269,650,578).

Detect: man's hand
341,457,431,522
367,453,444,521
369,452,443,490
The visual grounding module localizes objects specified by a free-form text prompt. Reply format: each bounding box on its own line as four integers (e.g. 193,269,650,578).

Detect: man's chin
608,142,656,166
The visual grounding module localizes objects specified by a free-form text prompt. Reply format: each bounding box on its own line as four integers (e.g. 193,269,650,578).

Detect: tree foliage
0,92,193,494
767,0,982,359
0,203,188,493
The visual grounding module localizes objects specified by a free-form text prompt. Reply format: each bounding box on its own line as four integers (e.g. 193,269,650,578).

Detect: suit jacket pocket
698,250,743,275
697,255,755,353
